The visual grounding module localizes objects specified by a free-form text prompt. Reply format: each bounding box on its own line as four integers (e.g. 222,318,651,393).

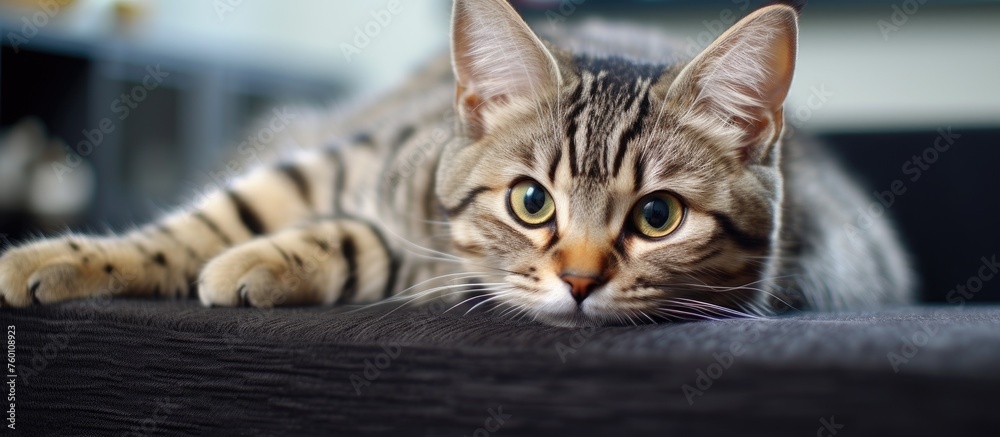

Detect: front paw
197,236,341,308
0,237,135,307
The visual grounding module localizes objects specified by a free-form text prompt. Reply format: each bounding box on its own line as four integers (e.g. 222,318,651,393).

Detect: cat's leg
197,217,396,307
0,152,338,307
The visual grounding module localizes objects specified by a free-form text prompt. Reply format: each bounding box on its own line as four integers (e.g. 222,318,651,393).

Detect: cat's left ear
666,4,799,165
451,0,562,140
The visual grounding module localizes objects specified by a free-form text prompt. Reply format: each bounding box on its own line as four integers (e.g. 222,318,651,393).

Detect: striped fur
0,0,913,327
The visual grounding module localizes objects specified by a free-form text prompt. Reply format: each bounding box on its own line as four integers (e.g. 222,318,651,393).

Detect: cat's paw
0,237,136,307
198,233,342,308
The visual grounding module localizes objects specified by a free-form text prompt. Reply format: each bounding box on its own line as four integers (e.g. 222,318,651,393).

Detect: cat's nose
561,274,604,304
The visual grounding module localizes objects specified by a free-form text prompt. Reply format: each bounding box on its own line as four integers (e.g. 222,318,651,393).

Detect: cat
0,0,914,327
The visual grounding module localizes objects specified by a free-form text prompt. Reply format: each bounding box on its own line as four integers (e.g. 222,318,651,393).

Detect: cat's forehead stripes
560,56,666,184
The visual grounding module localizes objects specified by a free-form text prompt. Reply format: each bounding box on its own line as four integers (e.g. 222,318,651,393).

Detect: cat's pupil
643,199,670,229
523,185,546,215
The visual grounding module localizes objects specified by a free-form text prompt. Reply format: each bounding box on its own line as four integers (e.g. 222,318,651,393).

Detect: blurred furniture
0,21,345,229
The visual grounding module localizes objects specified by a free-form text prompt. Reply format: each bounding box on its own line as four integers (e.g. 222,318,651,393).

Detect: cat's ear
451,0,562,139
666,4,798,165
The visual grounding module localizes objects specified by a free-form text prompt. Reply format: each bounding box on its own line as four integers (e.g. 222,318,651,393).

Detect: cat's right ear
451,0,562,140
664,4,799,166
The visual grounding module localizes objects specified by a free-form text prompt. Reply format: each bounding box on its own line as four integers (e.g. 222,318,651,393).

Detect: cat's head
436,0,799,326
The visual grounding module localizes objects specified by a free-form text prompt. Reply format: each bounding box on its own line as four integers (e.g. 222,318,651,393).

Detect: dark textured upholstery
4,300,1000,436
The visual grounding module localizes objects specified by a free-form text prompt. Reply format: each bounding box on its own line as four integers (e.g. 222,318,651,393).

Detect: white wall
602,4,1000,132
2,1,998,132
1,0,451,92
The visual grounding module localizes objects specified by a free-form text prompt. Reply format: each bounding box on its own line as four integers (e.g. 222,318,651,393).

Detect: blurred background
0,0,998,303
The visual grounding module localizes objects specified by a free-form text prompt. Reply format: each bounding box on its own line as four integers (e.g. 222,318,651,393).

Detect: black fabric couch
4,300,1000,436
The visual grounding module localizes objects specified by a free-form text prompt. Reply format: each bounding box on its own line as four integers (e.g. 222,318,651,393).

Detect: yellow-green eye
631,192,685,238
509,180,555,226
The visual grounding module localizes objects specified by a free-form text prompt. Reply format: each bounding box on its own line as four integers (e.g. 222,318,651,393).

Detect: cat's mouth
501,277,627,327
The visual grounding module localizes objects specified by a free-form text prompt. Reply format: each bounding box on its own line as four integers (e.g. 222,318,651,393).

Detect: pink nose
560,274,604,304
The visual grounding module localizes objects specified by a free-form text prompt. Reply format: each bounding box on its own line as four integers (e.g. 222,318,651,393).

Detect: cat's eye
631,192,685,238
508,180,555,226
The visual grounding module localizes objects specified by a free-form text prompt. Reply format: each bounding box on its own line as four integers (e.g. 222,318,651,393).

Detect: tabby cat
0,0,913,326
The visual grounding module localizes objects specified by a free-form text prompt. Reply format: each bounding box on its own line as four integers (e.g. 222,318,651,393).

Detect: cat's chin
532,304,662,327
532,308,606,328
